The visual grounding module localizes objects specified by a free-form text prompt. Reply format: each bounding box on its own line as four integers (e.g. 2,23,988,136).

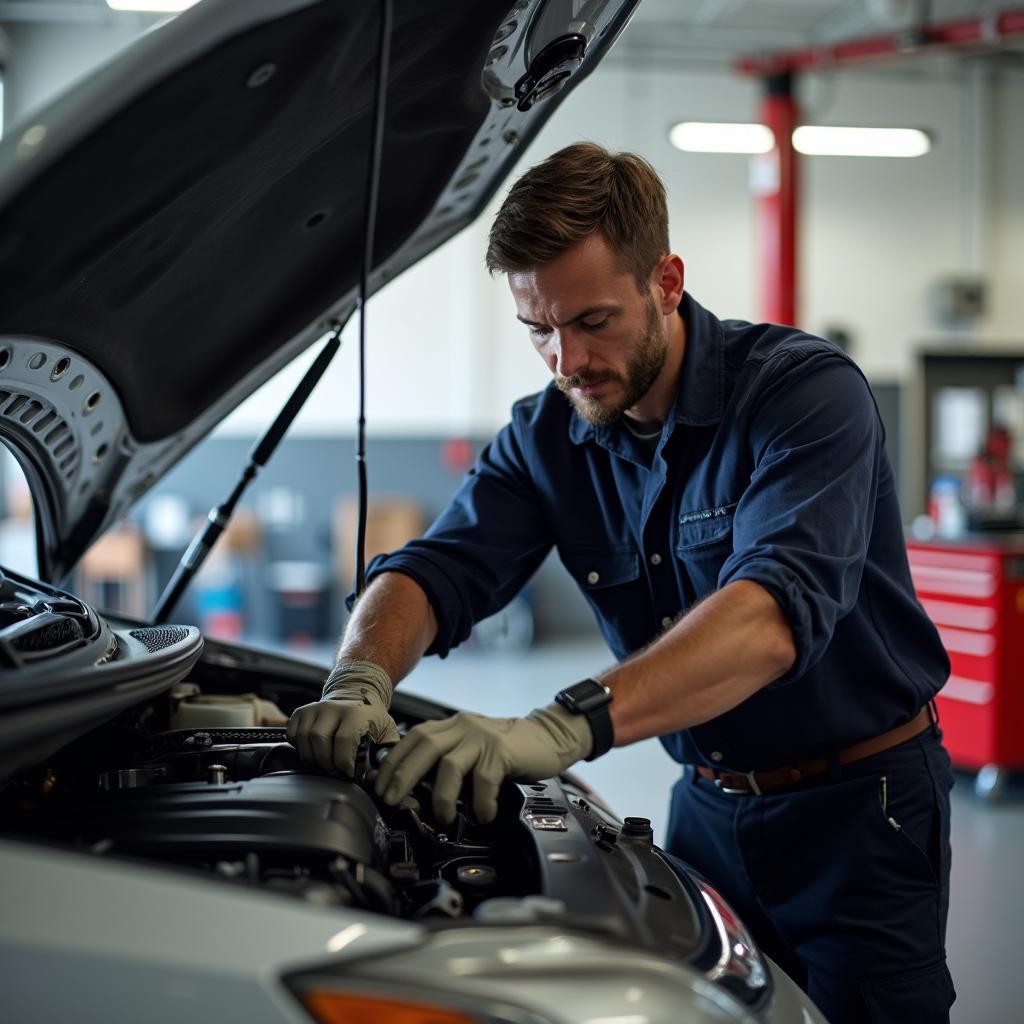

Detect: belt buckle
714,770,762,796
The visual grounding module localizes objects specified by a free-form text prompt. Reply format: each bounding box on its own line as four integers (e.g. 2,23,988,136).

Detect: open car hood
0,0,638,583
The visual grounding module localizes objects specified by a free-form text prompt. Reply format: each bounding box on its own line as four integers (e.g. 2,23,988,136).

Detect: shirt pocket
559,545,642,653
675,503,736,596
560,545,641,590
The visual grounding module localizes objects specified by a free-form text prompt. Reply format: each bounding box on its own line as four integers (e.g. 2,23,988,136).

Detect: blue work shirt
366,294,949,770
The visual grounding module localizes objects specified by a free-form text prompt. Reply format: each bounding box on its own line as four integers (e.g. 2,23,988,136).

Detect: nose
553,328,590,379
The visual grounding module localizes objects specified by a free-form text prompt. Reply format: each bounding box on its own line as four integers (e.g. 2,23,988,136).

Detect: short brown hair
486,142,669,287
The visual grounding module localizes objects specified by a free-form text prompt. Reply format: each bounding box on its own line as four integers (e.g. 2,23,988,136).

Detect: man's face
508,233,669,425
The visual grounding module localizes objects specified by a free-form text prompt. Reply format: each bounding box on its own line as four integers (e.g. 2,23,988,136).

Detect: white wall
991,67,1024,338
3,19,1023,436
224,58,1024,436
1,19,158,122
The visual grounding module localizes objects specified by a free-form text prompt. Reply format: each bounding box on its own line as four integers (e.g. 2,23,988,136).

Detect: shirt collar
568,292,725,446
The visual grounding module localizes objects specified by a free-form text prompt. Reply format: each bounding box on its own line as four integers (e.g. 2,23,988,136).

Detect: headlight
298,990,491,1024
693,877,769,1005
285,927,758,1024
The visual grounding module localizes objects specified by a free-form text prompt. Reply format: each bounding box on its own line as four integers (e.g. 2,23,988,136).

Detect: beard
555,296,667,425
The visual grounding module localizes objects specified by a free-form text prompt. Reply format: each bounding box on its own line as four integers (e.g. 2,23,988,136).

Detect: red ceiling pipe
757,72,800,327
736,7,1024,77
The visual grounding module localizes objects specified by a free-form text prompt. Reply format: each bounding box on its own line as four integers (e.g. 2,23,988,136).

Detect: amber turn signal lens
303,991,478,1024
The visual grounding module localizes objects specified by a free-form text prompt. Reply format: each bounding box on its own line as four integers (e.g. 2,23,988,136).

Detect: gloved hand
287,660,400,776
374,704,593,824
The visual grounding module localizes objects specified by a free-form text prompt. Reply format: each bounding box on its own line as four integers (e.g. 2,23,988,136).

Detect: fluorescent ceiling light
106,0,201,12
669,122,774,155
669,122,931,158
793,125,930,157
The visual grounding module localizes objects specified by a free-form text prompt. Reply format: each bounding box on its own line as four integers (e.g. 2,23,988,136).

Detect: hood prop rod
151,329,342,624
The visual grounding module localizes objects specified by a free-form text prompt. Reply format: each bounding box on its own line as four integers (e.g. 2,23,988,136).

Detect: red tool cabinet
907,537,1024,796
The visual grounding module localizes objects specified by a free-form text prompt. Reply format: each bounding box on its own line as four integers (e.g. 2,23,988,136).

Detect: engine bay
31,722,541,922
0,679,700,940
0,599,770,1011
0,561,770,1015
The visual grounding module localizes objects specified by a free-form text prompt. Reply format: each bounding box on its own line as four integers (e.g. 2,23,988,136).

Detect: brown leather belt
695,706,934,796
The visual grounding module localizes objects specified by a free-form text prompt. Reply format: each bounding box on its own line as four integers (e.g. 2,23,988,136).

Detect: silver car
0,2,826,1022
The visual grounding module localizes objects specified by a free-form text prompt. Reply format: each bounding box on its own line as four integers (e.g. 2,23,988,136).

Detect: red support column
756,73,800,326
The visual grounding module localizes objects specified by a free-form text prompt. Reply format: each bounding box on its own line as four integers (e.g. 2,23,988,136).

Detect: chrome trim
697,879,769,995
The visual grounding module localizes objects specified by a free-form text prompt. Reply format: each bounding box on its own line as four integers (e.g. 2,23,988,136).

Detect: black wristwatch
555,678,614,761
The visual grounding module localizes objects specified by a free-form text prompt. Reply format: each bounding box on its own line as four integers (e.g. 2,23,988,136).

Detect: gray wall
135,434,599,644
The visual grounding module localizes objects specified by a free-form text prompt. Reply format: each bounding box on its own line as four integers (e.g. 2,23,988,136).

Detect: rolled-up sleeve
719,350,883,682
349,414,553,657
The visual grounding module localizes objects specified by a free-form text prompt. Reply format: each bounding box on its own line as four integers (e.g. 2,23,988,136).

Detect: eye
528,324,552,339
582,317,609,331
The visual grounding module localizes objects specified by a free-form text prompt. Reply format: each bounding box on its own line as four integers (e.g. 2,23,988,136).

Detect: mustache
555,373,617,393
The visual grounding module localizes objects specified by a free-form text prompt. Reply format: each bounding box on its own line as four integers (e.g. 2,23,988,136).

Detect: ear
651,254,685,314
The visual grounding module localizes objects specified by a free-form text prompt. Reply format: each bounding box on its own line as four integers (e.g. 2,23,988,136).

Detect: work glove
374,704,593,825
287,660,401,776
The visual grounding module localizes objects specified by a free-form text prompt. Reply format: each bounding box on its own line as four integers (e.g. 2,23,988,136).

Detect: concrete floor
399,637,1024,1024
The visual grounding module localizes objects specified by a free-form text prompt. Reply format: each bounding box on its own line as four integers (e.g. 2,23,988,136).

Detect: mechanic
288,143,955,1024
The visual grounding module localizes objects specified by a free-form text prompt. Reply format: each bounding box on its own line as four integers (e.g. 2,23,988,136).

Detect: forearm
336,571,439,685
604,580,796,747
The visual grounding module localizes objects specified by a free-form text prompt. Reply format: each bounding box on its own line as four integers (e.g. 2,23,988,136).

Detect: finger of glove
330,715,372,778
289,702,329,765
310,706,362,773
374,717,454,795
374,729,423,797
329,708,389,778
285,705,300,745
472,757,504,824
331,712,395,774
432,743,481,824
378,728,459,805
372,716,401,747
405,715,461,740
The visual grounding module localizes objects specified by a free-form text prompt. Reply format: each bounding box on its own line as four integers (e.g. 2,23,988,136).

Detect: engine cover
67,773,388,868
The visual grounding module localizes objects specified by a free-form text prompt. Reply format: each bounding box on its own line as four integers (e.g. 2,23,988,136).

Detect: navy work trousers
665,729,955,1024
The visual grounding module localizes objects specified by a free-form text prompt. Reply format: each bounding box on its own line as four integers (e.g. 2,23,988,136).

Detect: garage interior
0,1,1022,1020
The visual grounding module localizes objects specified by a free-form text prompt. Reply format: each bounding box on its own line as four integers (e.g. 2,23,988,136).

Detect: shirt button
650,553,662,566
661,616,673,629
586,570,600,585
711,751,724,762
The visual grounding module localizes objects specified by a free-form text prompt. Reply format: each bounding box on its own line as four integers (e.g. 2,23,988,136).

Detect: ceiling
0,0,1021,70
619,0,1024,70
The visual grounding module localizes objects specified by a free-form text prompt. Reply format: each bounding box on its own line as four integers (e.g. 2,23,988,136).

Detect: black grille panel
11,617,84,652
129,626,190,653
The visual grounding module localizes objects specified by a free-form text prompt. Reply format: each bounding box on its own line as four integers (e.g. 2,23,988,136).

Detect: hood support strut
151,328,343,624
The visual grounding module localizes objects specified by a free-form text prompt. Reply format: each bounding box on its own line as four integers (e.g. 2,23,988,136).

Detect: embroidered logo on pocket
679,502,737,526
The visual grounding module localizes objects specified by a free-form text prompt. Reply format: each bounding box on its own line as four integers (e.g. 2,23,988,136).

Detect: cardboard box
334,497,424,588
78,523,146,617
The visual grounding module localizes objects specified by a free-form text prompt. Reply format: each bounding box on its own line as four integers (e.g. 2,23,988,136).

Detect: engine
0,566,772,1012
12,724,534,921
0,688,773,1012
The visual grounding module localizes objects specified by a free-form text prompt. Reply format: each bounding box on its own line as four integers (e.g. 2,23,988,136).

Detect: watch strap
555,678,614,761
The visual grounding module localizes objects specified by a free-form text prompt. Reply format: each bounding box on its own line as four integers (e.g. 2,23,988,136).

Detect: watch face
560,679,610,713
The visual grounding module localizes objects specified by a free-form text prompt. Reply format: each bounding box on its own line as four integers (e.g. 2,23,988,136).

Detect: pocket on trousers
876,765,949,890
861,959,955,1024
